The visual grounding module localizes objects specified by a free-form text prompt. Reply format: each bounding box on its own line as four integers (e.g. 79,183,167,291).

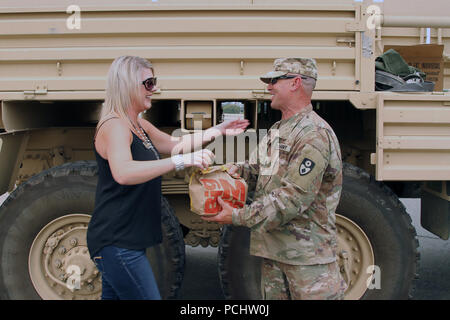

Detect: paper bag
189,165,248,216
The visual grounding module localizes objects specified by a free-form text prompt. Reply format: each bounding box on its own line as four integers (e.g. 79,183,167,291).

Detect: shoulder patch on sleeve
299,158,315,176
286,144,327,191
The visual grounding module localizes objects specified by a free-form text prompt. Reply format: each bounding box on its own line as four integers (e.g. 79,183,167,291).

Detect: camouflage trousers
261,258,348,300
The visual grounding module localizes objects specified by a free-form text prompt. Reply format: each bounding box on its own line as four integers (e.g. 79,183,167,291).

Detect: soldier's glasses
142,77,157,91
266,75,298,85
266,75,311,85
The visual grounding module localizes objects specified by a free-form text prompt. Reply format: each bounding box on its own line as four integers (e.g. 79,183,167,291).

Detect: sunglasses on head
142,77,157,91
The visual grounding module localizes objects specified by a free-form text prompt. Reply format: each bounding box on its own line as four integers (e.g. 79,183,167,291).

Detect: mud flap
421,182,450,240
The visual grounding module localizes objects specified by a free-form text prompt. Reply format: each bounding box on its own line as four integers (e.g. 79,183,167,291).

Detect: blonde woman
87,56,248,300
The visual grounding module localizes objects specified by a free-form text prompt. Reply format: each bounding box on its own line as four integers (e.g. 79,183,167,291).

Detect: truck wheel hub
336,214,375,300
28,214,101,300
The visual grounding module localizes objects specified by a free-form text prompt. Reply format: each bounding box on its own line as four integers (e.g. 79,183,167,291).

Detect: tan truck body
0,0,449,300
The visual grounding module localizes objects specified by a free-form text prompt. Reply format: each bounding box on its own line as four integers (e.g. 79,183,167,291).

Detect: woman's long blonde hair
99,56,154,125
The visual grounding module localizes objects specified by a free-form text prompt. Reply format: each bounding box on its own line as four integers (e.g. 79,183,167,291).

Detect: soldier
203,58,348,300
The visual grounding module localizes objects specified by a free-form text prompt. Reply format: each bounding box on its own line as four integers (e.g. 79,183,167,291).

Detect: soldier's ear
291,77,302,91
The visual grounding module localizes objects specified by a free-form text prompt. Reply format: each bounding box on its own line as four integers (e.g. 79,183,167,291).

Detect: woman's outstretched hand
215,119,250,136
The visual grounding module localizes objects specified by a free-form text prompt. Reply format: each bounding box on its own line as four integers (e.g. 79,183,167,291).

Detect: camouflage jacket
232,104,342,265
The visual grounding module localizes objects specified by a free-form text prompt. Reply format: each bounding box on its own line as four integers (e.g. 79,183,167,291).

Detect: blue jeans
93,245,161,300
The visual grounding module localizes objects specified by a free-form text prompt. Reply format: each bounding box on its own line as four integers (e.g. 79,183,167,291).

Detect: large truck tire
218,163,420,300
0,161,185,300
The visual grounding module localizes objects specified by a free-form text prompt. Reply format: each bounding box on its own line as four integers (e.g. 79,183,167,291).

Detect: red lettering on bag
202,179,221,190
204,190,223,214
200,178,246,214
219,179,246,202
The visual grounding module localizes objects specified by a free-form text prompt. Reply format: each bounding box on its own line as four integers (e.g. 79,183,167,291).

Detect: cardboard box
185,101,212,130
384,44,444,91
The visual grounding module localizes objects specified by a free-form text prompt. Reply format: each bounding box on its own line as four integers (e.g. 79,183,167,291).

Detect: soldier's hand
201,197,234,225
224,163,240,178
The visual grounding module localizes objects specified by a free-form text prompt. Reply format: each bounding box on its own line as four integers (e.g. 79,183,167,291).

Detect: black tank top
87,119,162,258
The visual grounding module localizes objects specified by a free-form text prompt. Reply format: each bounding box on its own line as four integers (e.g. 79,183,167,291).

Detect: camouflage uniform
231,58,347,300
261,258,345,300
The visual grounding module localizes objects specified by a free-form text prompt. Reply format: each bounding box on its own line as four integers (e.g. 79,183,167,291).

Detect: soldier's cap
260,58,318,84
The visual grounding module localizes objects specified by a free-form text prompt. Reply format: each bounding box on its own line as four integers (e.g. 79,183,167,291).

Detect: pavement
0,193,448,300
401,198,450,300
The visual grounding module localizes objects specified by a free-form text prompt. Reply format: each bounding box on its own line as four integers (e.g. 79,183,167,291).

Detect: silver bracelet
172,154,185,172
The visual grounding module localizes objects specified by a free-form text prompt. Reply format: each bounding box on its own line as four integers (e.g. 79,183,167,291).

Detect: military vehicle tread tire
0,161,185,300
218,163,419,300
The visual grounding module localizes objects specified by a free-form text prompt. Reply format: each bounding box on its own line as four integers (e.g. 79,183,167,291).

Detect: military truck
0,0,449,300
